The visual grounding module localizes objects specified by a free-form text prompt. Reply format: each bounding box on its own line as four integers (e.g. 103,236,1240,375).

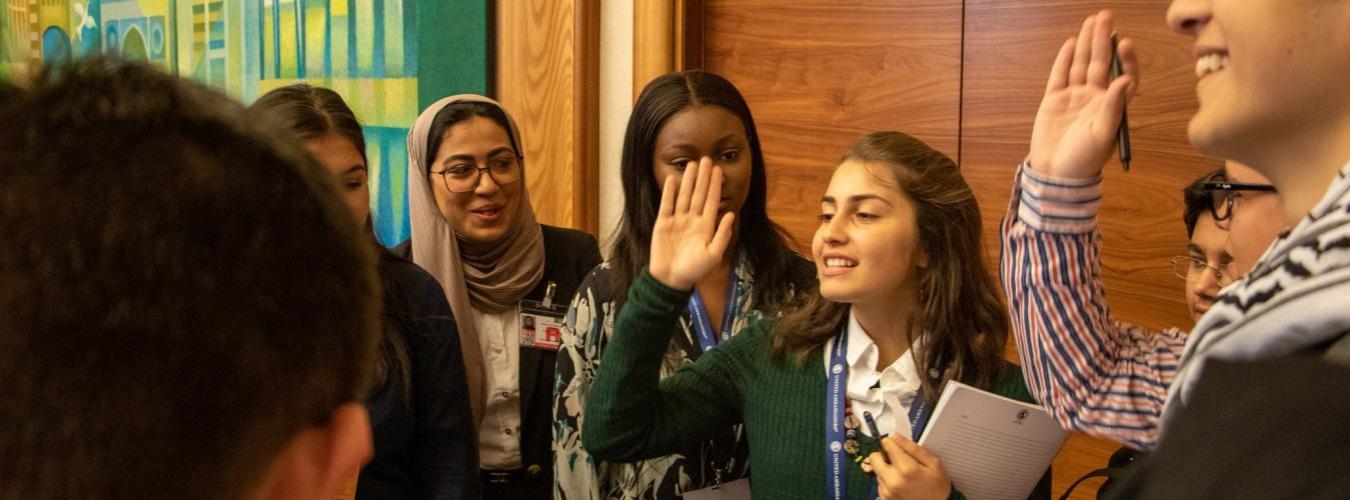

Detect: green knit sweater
583,270,1049,500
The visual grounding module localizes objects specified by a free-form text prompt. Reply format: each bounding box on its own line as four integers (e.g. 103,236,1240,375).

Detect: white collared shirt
471,306,523,470
824,311,924,438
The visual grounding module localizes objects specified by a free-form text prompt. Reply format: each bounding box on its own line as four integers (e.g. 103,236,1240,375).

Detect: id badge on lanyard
683,478,751,500
684,260,745,495
519,281,565,351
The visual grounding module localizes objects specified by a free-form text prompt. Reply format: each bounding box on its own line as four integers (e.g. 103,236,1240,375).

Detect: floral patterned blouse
553,256,768,500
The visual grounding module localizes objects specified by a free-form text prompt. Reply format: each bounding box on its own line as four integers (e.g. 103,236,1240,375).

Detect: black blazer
396,225,602,490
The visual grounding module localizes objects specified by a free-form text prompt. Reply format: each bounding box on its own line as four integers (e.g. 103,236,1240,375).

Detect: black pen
1111,33,1132,172
863,411,884,439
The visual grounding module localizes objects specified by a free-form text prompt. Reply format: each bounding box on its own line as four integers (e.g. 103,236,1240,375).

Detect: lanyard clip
542,281,558,308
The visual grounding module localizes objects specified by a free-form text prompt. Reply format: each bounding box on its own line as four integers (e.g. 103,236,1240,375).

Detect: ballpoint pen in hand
1111,33,1132,172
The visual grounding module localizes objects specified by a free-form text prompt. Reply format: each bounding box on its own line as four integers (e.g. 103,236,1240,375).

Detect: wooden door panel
702,0,964,249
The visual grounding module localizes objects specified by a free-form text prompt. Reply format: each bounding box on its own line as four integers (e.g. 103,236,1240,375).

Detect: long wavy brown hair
772,131,1008,401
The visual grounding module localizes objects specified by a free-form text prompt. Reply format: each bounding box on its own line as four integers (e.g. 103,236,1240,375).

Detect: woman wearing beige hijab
396,95,601,498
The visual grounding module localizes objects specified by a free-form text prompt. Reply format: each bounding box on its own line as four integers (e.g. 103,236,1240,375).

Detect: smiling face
650,105,752,219
812,160,927,308
1166,0,1350,168
1184,212,1230,321
428,116,522,243
304,132,369,228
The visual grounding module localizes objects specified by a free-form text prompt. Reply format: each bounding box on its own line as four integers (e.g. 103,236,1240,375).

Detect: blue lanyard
686,263,741,353
825,325,935,500
825,326,851,500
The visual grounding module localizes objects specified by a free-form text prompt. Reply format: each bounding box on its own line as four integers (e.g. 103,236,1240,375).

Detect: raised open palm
1029,10,1138,179
649,157,736,291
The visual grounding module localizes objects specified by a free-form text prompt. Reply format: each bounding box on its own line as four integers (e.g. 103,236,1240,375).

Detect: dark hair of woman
610,70,806,312
424,101,520,171
249,83,411,400
772,131,1008,402
251,84,369,164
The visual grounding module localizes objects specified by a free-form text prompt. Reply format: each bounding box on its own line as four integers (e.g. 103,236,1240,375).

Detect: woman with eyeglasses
398,95,602,498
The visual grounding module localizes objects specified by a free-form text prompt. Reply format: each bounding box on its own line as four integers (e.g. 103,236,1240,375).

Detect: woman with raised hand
401,95,602,498
583,132,1049,499
553,71,813,499
249,84,477,499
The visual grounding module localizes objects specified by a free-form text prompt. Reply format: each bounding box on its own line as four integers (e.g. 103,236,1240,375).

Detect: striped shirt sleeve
999,162,1188,450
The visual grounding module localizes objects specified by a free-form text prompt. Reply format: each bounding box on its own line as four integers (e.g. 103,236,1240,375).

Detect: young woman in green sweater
584,131,1049,500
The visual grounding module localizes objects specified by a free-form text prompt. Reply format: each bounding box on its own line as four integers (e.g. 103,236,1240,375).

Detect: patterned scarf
1165,162,1350,423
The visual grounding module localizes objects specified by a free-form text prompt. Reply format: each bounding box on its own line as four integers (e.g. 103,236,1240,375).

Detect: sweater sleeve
999,162,1187,450
582,269,745,462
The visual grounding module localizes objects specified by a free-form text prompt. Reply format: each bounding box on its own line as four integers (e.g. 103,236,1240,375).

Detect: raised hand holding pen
868,435,952,500
1028,10,1139,179
648,156,736,291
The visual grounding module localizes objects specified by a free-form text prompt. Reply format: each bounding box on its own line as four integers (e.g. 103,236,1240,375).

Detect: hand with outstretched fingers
1028,9,1139,180
869,435,953,500
648,156,736,291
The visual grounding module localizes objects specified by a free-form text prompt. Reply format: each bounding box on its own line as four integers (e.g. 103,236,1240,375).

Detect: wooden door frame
633,0,706,99
574,0,600,236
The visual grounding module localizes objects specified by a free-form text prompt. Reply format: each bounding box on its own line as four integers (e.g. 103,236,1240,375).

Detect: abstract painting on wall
1,0,486,245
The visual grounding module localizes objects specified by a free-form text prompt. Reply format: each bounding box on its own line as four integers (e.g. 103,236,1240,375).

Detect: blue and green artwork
1,0,487,245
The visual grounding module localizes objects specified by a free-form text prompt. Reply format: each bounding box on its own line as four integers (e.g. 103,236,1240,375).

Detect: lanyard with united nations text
685,256,744,488
686,256,743,354
825,324,936,500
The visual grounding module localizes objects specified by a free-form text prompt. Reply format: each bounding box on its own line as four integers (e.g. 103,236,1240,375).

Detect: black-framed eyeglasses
430,154,523,193
1202,174,1277,223
1169,256,1233,287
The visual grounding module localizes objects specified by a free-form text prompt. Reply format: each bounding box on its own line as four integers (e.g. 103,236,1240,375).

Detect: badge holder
683,478,751,500
519,281,565,351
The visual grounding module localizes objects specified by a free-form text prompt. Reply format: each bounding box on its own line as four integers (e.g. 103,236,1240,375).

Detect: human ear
248,403,372,500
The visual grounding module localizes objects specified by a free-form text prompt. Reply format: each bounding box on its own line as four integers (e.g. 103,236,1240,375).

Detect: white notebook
917,381,1069,500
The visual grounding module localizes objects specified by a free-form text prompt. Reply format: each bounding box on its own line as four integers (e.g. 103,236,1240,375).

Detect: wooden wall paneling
633,0,676,99
961,1,1219,497
702,0,964,251
573,0,601,236
677,0,706,71
496,0,600,235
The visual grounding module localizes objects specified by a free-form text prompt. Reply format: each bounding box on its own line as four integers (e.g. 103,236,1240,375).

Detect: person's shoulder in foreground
0,57,380,500
1106,354,1350,500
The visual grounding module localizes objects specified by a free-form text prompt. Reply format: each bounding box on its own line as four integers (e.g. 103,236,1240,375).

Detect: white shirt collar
835,310,924,437
845,310,922,379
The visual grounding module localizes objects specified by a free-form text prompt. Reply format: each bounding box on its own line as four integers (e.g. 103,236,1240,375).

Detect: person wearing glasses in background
1173,170,1237,323
397,95,602,498
999,10,1295,452
1201,162,1283,278
1009,1,1350,494
1071,164,1274,497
